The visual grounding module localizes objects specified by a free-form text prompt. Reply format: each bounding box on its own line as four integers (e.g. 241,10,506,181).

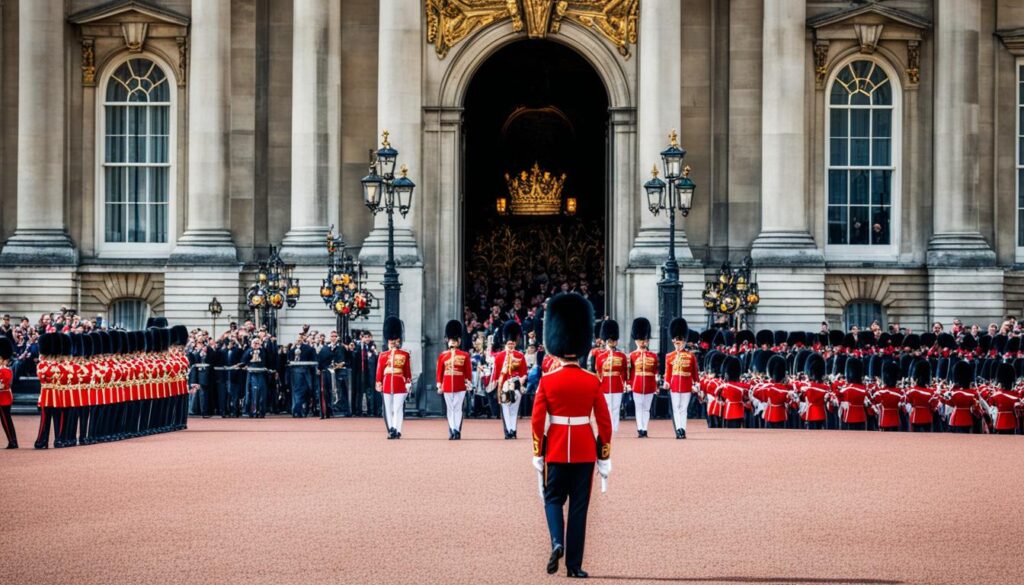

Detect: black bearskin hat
992,334,1008,354
877,332,892,348
170,325,188,347
600,319,620,342
383,316,403,341
903,334,921,350
724,356,742,382
713,329,734,348
920,332,937,349
996,362,1017,391
687,329,700,344
736,330,755,346
794,349,812,376
0,337,12,360
937,333,956,350
912,360,931,387
787,331,806,347
858,331,875,348
828,330,845,347
805,353,826,382
960,333,977,352
952,360,973,389
843,333,857,349
445,320,463,341
845,358,864,384
751,349,772,374
669,318,688,341
631,317,652,341
502,320,522,344
1005,337,1021,354
889,333,904,348
146,316,169,328
707,351,726,376
38,333,56,357
977,334,991,354
60,333,73,356
756,329,774,347
882,361,900,388
773,330,788,346
543,293,594,359
767,355,788,383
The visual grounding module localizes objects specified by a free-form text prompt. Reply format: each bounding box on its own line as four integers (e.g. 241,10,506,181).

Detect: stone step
12,376,40,415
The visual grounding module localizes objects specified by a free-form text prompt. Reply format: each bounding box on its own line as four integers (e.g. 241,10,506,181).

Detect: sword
601,476,608,493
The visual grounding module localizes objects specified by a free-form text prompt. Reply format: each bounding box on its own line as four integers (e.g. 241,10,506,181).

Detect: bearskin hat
146,316,169,328
543,293,594,359
842,333,857,349
669,318,688,341
0,337,12,360
937,333,956,350
912,359,931,387
751,349,772,374
867,354,883,380
977,334,991,354
773,330,788,346
600,319,620,342
882,361,900,388
700,329,717,347
902,334,921,351
920,332,937,349
889,333,904,348
144,329,156,353
877,332,892,348
899,354,915,378
952,360,973,389
805,353,826,382
996,362,1017,391
631,317,652,341
707,351,726,376
724,356,742,382
756,329,774,347
170,325,188,347
767,354,788,383
787,331,806,347
828,330,845,347
794,349,812,376
382,316,403,341
992,334,1008,354
502,320,522,345
687,329,700,345
1005,336,1021,355
444,320,463,341
959,333,977,352
713,329,734,348
817,332,830,347
736,330,755,346
858,331,875,348
845,358,864,384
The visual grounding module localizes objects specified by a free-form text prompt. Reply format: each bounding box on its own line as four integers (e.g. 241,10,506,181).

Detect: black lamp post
643,130,696,357
245,246,299,338
208,297,223,337
361,130,414,320
321,226,377,339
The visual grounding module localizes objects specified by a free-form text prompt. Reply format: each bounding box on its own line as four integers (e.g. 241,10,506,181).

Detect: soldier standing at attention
492,320,528,439
664,318,699,439
531,292,612,578
436,320,472,439
376,317,412,439
0,337,17,448
594,319,627,433
627,318,658,438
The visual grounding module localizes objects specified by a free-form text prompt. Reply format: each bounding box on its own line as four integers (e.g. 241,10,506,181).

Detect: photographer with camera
491,320,527,440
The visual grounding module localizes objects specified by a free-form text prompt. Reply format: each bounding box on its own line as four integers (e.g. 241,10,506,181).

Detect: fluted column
170,0,237,264
629,0,691,265
749,0,821,264
280,0,336,262
0,0,76,265
360,0,421,265
926,0,995,266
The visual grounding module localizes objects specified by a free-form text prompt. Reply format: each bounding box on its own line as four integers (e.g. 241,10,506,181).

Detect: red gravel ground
1,416,1022,585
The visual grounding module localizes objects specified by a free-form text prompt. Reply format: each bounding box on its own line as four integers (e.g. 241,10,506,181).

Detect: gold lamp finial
669,129,679,147
682,164,691,177
399,164,409,177
651,165,659,178
381,129,390,148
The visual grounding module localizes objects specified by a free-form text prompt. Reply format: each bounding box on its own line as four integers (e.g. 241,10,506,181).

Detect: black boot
567,568,589,578
547,545,564,574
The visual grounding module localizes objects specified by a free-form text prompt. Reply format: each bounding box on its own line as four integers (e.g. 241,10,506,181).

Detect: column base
926,233,996,267
169,229,238,265
358,227,420,265
628,227,695,266
0,229,78,266
280,226,330,264
750,230,823,266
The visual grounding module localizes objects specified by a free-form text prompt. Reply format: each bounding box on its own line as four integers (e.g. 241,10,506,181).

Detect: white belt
549,415,591,426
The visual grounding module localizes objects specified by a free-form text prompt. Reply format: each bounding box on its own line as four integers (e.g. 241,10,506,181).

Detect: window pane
830,82,848,105
150,204,167,243
871,170,891,205
850,139,870,165
1020,209,1024,247
851,91,870,106
830,109,848,137
151,106,169,134
151,78,169,102
852,61,872,79
1019,169,1024,206
105,203,124,242
828,170,848,205
128,107,147,162
828,206,847,245
871,206,890,245
105,107,126,163
849,206,870,245
150,136,168,163
128,201,145,243
873,110,891,137
872,80,892,105
872,139,891,165
830,138,848,166
127,167,144,203
850,110,870,137
105,167,126,203
149,167,168,203
850,170,869,204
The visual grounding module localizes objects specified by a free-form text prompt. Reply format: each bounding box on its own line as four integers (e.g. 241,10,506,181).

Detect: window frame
108,298,152,331
843,300,885,332
824,55,902,261
1017,58,1024,259
95,53,177,258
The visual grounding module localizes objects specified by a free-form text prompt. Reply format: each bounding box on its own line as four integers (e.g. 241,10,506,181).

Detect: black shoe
387,428,396,439
454,430,461,440
567,568,588,578
637,430,644,438
504,431,512,440
680,429,687,439
34,442,47,449
395,431,402,439
6,443,17,449
675,429,683,439
547,545,564,574
512,430,518,439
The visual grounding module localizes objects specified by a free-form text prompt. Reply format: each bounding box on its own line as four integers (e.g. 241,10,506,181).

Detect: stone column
629,0,691,265
170,0,237,264
927,0,995,266
360,0,421,265
749,0,821,264
0,0,76,265
280,0,333,262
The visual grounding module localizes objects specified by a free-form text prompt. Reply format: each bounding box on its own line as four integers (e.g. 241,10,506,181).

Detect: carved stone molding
814,40,830,89
121,22,149,52
854,23,883,54
906,40,920,86
176,36,188,87
997,28,1024,56
81,37,96,86
425,0,638,59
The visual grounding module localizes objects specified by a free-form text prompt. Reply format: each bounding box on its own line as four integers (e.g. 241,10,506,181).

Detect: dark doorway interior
463,40,609,333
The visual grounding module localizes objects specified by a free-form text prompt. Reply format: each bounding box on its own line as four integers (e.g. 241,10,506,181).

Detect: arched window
826,59,899,257
99,57,174,254
108,298,151,331
843,300,884,332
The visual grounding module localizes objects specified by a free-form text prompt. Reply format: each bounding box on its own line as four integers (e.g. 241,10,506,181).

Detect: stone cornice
996,28,1024,56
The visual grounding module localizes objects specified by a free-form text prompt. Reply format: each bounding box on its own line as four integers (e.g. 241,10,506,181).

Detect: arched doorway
461,40,610,334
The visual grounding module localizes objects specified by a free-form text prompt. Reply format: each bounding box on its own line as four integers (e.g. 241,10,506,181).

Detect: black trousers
0,405,17,446
543,462,595,573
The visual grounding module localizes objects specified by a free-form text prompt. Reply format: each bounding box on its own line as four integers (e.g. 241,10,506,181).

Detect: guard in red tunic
594,319,627,433
797,353,830,430
984,363,1021,434
436,320,472,440
904,360,936,432
376,316,412,439
493,320,528,439
762,355,790,429
0,337,18,448
837,358,869,430
531,293,612,579
941,361,978,434
872,362,903,431
717,356,747,428
664,318,698,439
627,318,658,438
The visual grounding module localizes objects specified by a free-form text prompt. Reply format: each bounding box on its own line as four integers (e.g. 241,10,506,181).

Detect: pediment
808,1,930,43
68,0,189,28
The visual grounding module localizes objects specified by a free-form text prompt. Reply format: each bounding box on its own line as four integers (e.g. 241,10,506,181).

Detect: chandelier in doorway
498,162,575,216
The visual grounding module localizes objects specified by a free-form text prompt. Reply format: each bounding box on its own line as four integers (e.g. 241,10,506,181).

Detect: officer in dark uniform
225,336,245,417
289,334,318,417
210,338,229,417
531,293,613,578
318,331,350,418
242,338,270,418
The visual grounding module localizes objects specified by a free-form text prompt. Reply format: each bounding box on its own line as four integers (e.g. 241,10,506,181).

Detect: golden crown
504,162,567,216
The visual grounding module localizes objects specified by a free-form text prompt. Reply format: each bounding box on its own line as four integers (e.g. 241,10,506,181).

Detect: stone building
1,0,1023,384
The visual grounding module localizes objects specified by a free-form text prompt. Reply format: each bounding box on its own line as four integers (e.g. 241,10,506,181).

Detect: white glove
436,382,443,394
532,456,545,473
596,458,612,479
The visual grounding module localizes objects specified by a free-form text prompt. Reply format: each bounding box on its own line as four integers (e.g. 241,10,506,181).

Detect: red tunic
541,354,557,374
531,363,612,464
942,388,977,428
872,387,903,429
987,391,1021,431
763,384,791,424
799,382,830,423
664,350,699,393
0,367,12,407
904,387,936,425
376,349,412,394
435,349,472,392
717,381,747,420
627,350,659,394
492,350,527,391
595,349,627,394
838,384,869,424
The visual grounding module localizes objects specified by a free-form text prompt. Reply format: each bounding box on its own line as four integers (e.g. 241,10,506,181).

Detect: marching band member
872,362,903,432
717,356,746,429
942,361,978,434
904,360,937,432
0,337,17,448
797,353,830,430
980,363,1020,435
594,319,627,433
531,293,612,578
242,337,270,418
762,355,790,429
664,318,698,439
376,316,412,439
837,358,869,430
317,331,349,419
627,318,658,438
436,320,472,440
492,320,527,439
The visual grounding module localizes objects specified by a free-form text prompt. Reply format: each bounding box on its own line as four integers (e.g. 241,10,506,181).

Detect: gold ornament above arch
425,0,638,59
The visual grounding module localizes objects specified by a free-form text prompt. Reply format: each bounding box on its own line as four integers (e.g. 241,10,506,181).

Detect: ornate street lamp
322,226,378,338
208,296,223,337
643,129,697,359
246,245,299,337
362,130,415,320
